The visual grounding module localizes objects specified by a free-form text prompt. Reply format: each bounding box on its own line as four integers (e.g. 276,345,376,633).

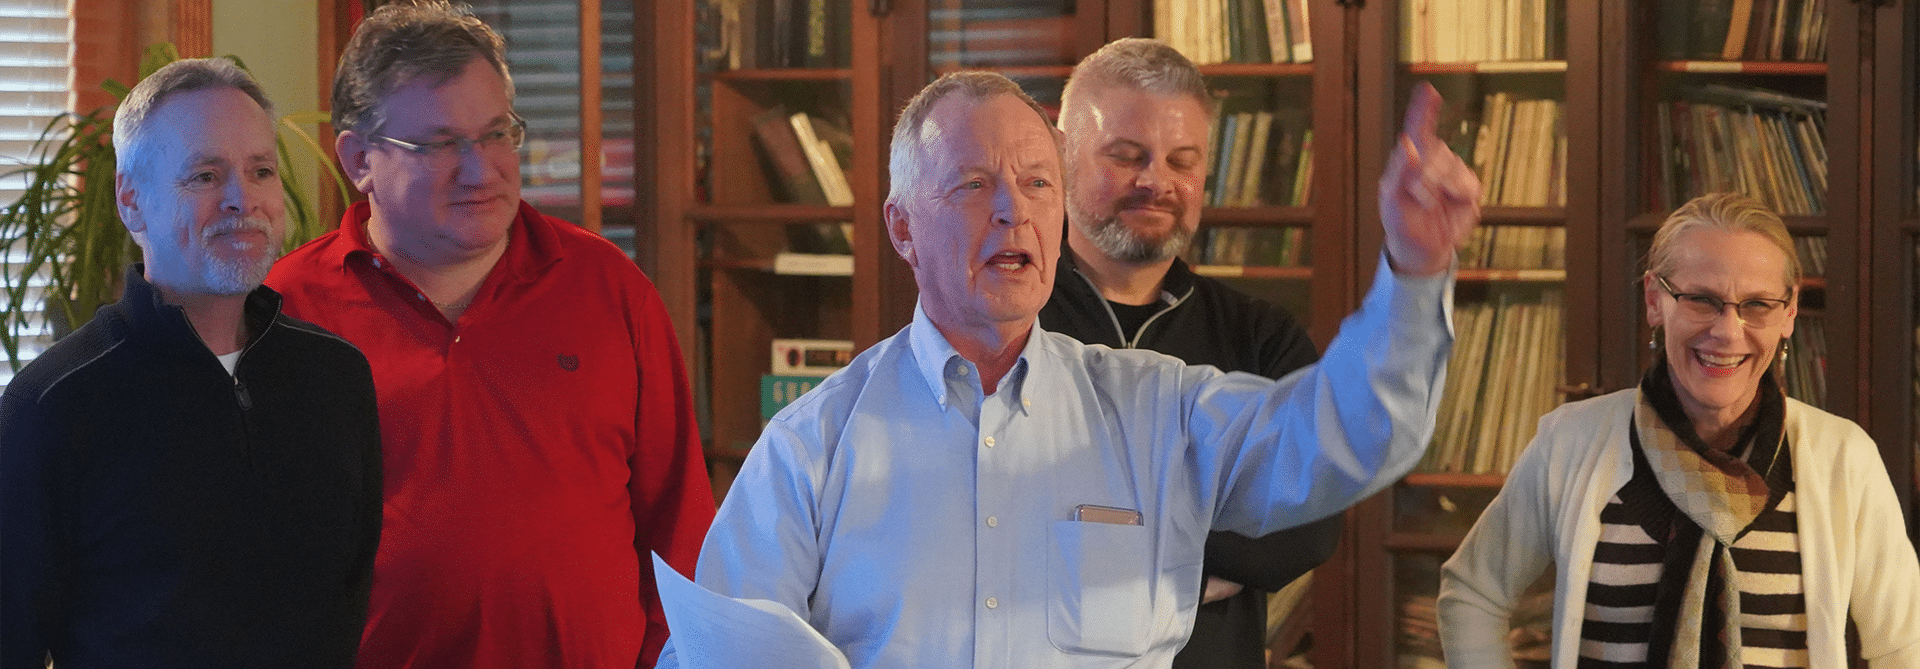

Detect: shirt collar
329,199,566,283
906,302,1040,414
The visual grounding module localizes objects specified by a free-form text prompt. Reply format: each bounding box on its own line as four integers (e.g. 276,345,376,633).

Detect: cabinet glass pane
1400,0,1569,481
470,1,634,231
1648,2,1829,215
929,0,1077,69
1389,5,1568,663
1155,0,1316,65
695,0,857,496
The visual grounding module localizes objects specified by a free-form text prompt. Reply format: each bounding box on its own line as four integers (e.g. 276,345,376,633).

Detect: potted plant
0,44,349,370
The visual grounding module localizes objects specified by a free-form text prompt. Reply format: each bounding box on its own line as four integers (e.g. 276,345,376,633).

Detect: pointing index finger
1402,81,1446,151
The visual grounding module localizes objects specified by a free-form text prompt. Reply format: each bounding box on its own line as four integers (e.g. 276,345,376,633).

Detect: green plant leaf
137,43,180,80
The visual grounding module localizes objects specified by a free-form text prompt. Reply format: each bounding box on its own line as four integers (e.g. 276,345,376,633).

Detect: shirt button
453,335,462,343
983,436,995,448
1022,397,1032,408
957,366,969,377
416,292,426,301
985,597,998,609
985,516,997,528
372,258,383,268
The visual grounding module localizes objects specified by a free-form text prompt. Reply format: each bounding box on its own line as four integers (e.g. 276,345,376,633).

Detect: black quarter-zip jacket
0,264,382,669
1039,251,1344,669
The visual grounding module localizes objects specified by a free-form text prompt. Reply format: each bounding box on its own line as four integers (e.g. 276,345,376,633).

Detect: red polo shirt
266,201,713,669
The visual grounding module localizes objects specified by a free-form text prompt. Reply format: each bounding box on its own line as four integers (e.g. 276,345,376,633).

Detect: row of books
1155,0,1312,65
1655,86,1829,215
1465,93,1566,207
1457,225,1566,271
1660,0,1829,62
1400,591,1555,668
1205,110,1313,207
1189,226,1308,267
751,105,853,208
1784,316,1826,408
1793,235,1827,277
1400,0,1564,64
1421,290,1566,475
711,0,851,70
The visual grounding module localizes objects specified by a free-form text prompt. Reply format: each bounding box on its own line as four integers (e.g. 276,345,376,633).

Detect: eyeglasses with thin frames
369,115,527,172
1652,274,1794,328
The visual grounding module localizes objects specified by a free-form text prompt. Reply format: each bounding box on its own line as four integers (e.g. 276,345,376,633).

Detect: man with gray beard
1038,38,1340,668
0,58,382,669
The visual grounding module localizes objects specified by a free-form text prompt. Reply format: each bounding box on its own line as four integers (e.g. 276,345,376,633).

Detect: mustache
201,217,273,241
1114,192,1183,217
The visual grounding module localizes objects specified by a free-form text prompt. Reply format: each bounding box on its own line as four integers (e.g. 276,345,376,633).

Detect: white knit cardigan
1437,389,1920,668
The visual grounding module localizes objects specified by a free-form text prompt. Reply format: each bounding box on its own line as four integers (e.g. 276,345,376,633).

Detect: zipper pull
234,379,253,410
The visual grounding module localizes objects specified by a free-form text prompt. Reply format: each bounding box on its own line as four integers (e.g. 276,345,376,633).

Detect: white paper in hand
651,552,851,669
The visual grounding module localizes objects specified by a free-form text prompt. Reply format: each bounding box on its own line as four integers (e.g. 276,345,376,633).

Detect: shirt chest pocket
1047,520,1154,657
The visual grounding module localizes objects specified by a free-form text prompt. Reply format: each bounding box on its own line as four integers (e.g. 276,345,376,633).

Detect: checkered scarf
1633,360,1788,668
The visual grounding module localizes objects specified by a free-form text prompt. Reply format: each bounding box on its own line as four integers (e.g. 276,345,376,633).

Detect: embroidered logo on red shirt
557,354,579,371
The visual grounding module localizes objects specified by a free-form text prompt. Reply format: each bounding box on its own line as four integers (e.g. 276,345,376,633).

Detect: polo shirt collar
330,199,566,283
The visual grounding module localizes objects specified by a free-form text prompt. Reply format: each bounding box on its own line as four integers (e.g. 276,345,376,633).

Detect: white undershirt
216,350,241,375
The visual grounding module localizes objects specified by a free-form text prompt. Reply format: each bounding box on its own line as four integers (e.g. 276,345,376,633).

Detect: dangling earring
1648,326,1661,351
1779,337,1790,364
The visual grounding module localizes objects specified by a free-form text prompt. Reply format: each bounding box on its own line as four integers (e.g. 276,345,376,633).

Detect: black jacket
1039,252,1343,669
0,265,382,669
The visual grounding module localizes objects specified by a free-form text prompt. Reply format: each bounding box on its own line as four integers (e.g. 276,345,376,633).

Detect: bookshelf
643,0,1920,665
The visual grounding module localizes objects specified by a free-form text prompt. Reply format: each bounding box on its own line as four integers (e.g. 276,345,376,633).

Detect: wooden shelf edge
1655,60,1826,75
1191,265,1312,280
1403,60,1566,74
689,204,855,224
1455,268,1566,282
931,64,1074,79
703,253,856,276
1481,206,1567,225
1199,62,1315,77
1626,211,1829,235
1382,532,1467,553
1201,206,1314,224
712,67,853,82
1402,472,1508,487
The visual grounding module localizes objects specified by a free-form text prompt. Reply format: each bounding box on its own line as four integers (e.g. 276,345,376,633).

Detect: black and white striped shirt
1577,486,1808,668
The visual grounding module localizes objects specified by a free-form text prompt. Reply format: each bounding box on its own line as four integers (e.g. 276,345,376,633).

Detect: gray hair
1059,38,1213,143
114,58,275,178
1646,192,1803,293
331,0,513,135
887,71,1056,206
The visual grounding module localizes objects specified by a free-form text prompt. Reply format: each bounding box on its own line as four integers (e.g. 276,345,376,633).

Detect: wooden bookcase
640,0,1920,666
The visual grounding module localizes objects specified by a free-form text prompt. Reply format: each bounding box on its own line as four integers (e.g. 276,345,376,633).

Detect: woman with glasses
1437,193,1920,668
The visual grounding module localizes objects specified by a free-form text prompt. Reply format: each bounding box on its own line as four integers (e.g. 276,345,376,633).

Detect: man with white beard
0,58,383,669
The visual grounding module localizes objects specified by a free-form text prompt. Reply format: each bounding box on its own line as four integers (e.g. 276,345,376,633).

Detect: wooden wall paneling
648,0,698,366
1561,0,1601,398
71,0,139,115
1595,0,1643,394
1869,0,1918,525
870,0,923,343
1823,1,1865,426
577,0,603,233
1308,0,1357,346
172,0,211,58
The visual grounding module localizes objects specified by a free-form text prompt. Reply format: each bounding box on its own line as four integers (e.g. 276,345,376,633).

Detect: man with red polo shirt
265,3,713,668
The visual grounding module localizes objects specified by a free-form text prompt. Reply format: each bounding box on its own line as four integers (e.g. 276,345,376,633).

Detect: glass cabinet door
693,0,859,493
1355,0,1579,666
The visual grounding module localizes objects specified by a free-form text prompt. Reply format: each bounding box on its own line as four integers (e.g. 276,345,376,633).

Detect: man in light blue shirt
662,72,1480,668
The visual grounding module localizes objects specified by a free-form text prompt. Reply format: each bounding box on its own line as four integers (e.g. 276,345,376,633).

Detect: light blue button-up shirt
664,259,1453,669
